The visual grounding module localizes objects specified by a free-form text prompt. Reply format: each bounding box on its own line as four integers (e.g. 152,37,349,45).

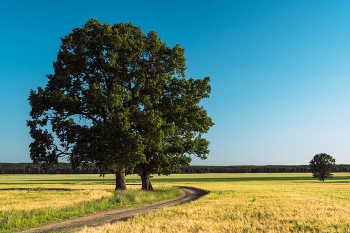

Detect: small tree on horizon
309,153,336,181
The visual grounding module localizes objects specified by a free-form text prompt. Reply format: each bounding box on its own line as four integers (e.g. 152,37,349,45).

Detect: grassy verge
0,187,181,233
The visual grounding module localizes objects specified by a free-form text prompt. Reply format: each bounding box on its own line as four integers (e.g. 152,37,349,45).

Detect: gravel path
18,187,205,233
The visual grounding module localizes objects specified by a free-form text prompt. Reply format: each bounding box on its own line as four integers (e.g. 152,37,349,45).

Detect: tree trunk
115,168,126,190
140,163,154,191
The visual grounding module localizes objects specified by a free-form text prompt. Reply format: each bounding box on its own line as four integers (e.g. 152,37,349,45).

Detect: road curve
18,187,206,233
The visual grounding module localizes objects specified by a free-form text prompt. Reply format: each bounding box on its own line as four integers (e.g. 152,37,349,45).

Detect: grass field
2,173,350,232
0,174,180,232
81,173,350,233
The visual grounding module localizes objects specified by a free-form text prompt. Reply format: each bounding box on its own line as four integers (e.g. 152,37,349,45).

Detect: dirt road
19,187,205,233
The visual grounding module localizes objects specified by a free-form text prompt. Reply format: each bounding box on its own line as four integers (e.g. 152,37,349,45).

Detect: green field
2,173,350,232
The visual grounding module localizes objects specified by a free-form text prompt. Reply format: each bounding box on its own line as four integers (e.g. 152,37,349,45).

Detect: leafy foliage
5,163,350,174
27,19,214,189
309,153,336,181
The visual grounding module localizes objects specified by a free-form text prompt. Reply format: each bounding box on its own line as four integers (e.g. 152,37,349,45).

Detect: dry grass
0,188,112,211
0,174,142,211
0,182,152,211
79,173,350,232
0,174,181,232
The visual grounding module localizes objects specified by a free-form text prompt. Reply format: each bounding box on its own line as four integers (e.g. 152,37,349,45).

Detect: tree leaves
27,19,214,187
309,153,336,181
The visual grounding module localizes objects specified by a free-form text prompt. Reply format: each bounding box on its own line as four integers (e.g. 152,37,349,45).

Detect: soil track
19,187,205,233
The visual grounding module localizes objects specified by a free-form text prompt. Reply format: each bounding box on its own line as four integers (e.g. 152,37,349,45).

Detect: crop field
2,173,350,232
0,174,180,232
80,173,350,233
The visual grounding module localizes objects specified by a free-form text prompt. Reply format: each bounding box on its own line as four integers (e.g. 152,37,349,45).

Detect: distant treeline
1,163,350,174
179,165,350,173
0,163,98,175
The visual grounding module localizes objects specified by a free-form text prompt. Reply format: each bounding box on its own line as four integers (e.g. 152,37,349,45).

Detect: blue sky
0,0,350,165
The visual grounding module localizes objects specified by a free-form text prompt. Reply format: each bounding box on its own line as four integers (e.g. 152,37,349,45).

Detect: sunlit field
3,173,350,232
78,173,350,233
0,174,123,212
0,174,180,232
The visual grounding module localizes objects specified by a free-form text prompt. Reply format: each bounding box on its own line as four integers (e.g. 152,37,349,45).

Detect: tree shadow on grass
0,188,83,191
316,176,350,183
151,175,350,183
151,177,314,183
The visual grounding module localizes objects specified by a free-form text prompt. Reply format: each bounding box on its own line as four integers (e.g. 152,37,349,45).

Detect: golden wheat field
0,174,160,212
0,174,181,232
77,173,350,233
2,173,350,232
0,175,114,211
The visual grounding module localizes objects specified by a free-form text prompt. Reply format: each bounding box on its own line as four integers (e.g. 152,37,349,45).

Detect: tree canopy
309,153,336,181
27,19,214,190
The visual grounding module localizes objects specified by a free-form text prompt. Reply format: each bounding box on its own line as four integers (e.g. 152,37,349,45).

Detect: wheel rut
18,187,206,233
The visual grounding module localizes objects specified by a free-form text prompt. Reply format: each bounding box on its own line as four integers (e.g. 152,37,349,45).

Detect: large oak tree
28,19,214,190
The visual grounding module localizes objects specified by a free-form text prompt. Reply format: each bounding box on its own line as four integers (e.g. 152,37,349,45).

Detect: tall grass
0,188,112,211
0,186,181,233
80,173,350,232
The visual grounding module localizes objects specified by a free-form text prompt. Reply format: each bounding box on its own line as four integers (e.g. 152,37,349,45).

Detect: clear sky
1,0,350,165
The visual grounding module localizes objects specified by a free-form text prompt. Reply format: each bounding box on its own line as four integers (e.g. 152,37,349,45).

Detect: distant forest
1,163,350,174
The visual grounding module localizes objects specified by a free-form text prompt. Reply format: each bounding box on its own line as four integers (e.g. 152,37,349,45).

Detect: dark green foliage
27,19,214,189
180,165,314,173
309,153,336,181
4,163,350,174
0,163,99,174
